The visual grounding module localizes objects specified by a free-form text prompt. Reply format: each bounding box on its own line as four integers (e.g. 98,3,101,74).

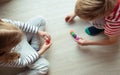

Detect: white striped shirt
0,19,40,68
1,19,38,33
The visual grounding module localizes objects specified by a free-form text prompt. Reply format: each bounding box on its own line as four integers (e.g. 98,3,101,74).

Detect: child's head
75,0,117,21
0,20,23,62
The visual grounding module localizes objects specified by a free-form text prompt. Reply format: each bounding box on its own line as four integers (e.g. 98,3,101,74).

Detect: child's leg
17,58,49,75
85,26,104,35
85,18,105,35
26,16,46,51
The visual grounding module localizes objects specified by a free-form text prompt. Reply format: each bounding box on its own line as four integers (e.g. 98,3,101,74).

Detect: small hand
38,41,52,55
38,31,51,40
75,37,88,46
41,41,52,50
65,13,76,23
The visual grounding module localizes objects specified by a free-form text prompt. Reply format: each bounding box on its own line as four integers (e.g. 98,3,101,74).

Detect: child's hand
38,31,51,40
75,38,88,46
38,41,52,55
65,13,76,23
41,42,52,51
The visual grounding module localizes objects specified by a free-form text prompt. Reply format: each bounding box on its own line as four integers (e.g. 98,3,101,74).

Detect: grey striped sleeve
1,19,38,33
0,52,39,68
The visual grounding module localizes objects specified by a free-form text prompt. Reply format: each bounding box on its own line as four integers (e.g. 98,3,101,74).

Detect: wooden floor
0,0,120,75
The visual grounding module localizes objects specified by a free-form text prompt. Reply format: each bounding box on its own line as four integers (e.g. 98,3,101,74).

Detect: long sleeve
0,36,40,68
0,52,39,68
1,19,38,33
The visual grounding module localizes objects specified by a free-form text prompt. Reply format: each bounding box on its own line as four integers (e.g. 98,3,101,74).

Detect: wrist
38,48,46,55
38,31,44,37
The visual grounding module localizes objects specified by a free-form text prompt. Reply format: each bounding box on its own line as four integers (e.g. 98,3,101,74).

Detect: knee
34,16,46,31
28,58,49,75
38,59,49,74
36,16,46,26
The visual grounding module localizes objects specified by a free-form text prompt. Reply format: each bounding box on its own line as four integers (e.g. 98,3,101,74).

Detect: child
0,16,52,75
65,0,120,45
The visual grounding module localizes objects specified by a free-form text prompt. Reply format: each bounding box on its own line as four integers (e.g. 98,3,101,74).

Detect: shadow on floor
77,43,119,63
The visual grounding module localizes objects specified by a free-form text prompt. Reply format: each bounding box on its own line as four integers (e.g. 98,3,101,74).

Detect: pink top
104,0,120,37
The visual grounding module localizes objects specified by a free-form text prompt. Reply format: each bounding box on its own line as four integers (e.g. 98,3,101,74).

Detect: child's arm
38,41,52,55
0,43,40,68
38,31,51,41
0,39,52,68
1,19,51,41
76,36,118,46
1,19,38,33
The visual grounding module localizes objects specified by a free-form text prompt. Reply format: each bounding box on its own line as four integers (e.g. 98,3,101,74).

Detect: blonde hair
75,0,117,20
0,20,23,63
